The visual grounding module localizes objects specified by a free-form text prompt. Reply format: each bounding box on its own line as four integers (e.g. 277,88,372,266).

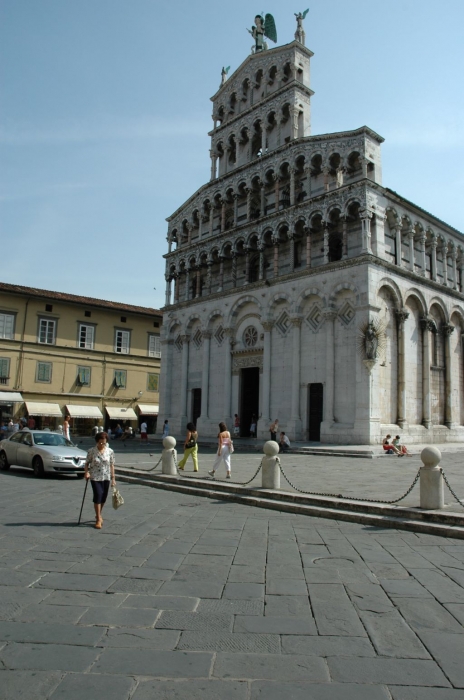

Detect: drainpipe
14,297,30,389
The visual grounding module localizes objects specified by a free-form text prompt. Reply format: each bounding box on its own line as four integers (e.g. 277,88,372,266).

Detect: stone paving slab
281,634,376,656
99,627,180,649
213,652,329,681
156,610,233,632
92,648,213,676
177,631,280,653
0,620,105,646
249,681,392,699
0,670,63,700
48,673,136,700
131,679,248,700
0,642,99,671
78,607,160,628
120,594,199,611
390,688,464,699
327,657,451,686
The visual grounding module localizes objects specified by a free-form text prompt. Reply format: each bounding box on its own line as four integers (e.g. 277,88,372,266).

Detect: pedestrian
12,421,19,433
382,434,400,455
209,422,232,479
162,420,169,438
250,414,257,438
84,431,116,529
279,431,291,453
27,416,36,430
140,420,149,444
7,419,14,435
269,419,279,442
177,422,198,472
113,424,123,440
233,414,240,438
121,425,133,442
107,427,112,440
393,435,411,456
63,417,70,441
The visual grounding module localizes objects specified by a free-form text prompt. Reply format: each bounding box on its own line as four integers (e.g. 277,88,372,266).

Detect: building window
79,324,95,350
115,329,130,354
77,366,91,386
243,325,258,348
0,358,10,385
38,318,56,345
45,304,53,312
148,334,161,358
36,362,52,383
0,313,15,340
84,310,91,317
114,370,126,388
147,373,159,391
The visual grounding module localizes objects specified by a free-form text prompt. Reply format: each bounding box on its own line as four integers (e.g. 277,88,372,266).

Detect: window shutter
149,335,161,357
121,331,129,354
0,358,9,378
38,363,51,382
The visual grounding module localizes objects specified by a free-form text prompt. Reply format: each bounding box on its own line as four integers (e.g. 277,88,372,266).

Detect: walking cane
78,479,89,525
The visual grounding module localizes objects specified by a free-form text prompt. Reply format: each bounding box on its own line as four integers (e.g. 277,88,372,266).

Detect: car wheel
32,457,45,478
0,451,10,471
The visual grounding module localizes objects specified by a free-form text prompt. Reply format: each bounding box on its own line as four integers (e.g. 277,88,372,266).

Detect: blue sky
1,0,463,310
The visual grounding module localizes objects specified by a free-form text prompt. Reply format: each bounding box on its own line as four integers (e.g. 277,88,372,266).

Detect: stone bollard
262,441,280,490
162,436,177,476
420,446,444,510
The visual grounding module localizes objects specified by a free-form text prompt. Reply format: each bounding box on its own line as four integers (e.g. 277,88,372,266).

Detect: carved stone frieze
232,352,263,371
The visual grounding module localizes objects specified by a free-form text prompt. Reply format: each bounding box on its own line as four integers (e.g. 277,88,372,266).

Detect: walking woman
177,422,198,472
208,422,232,479
84,432,116,529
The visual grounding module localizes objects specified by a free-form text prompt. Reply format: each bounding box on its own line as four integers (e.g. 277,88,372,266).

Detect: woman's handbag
112,486,124,509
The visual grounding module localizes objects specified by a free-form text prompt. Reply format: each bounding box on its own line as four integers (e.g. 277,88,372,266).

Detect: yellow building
0,282,162,435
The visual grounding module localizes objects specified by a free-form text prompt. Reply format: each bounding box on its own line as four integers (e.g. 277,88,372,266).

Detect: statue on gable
294,9,309,45
247,13,277,53
220,66,230,87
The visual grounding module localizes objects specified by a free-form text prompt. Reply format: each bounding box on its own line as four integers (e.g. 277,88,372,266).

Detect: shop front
105,406,137,436
25,401,63,430
65,404,104,437
0,391,23,426
137,403,159,434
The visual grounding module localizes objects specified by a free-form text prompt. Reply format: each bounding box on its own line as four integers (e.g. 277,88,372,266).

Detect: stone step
115,467,464,539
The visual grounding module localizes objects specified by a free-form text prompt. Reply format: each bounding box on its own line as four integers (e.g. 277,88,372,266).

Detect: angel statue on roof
247,13,277,53
294,8,309,45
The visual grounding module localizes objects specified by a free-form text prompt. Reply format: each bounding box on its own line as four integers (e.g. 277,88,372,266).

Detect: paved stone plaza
1,458,464,699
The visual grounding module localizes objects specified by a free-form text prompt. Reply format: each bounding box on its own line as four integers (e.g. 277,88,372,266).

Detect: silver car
0,430,87,478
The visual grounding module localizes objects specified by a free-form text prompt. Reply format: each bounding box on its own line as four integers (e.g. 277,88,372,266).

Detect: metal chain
178,455,264,486
124,454,163,473
440,468,464,509
278,459,422,505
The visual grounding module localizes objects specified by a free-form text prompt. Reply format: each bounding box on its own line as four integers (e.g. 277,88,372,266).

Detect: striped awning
0,391,23,405
137,404,159,415
66,405,103,419
26,402,62,417
106,407,137,420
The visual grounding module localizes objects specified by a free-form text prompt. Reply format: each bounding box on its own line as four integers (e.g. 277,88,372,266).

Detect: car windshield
33,433,73,447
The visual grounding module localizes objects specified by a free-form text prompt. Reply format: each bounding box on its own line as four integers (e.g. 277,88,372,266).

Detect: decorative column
323,224,329,264
419,234,427,276
442,242,448,286
231,253,237,287
288,232,295,273
244,248,250,284
342,217,348,259
259,245,265,280
396,309,409,428
305,228,311,268
218,257,224,291
451,246,458,290
210,150,217,180
195,268,201,298
290,106,299,140
198,214,203,239
459,256,464,293
361,155,368,178
209,204,214,235
420,317,433,429
184,269,190,301
395,223,403,267
273,174,280,212
260,181,266,217
289,168,296,206
261,321,273,425
206,262,212,295
180,335,190,421
273,240,279,277
165,275,172,306
187,224,192,245
336,165,344,188
233,194,239,227
246,188,252,221
260,121,266,153
221,201,226,232
430,236,437,281
174,275,180,303
289,317,302,438
322,309,337,427
360,210,372,254
223,328,234,423
200,331,211,420
407,228,415,272
443,323,455,428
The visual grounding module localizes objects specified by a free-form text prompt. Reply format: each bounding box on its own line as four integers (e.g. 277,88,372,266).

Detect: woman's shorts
90,480,110,504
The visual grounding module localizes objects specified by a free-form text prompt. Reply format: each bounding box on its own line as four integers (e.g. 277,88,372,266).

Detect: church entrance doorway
192,388,201,427
308,383,323,441
239,367,260,437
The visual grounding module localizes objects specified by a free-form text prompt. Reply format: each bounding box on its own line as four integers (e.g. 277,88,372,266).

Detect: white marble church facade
158,27,464,445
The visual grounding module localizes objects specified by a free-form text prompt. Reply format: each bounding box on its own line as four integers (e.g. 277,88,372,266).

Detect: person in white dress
209,422,232,479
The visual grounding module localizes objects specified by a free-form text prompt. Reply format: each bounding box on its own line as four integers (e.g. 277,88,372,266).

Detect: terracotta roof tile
0,282,162,317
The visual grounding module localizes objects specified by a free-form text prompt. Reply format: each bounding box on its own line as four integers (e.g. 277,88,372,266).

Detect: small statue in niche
365,322,378,360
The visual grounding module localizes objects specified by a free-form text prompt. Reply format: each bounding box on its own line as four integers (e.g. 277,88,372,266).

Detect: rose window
243,326,258,347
